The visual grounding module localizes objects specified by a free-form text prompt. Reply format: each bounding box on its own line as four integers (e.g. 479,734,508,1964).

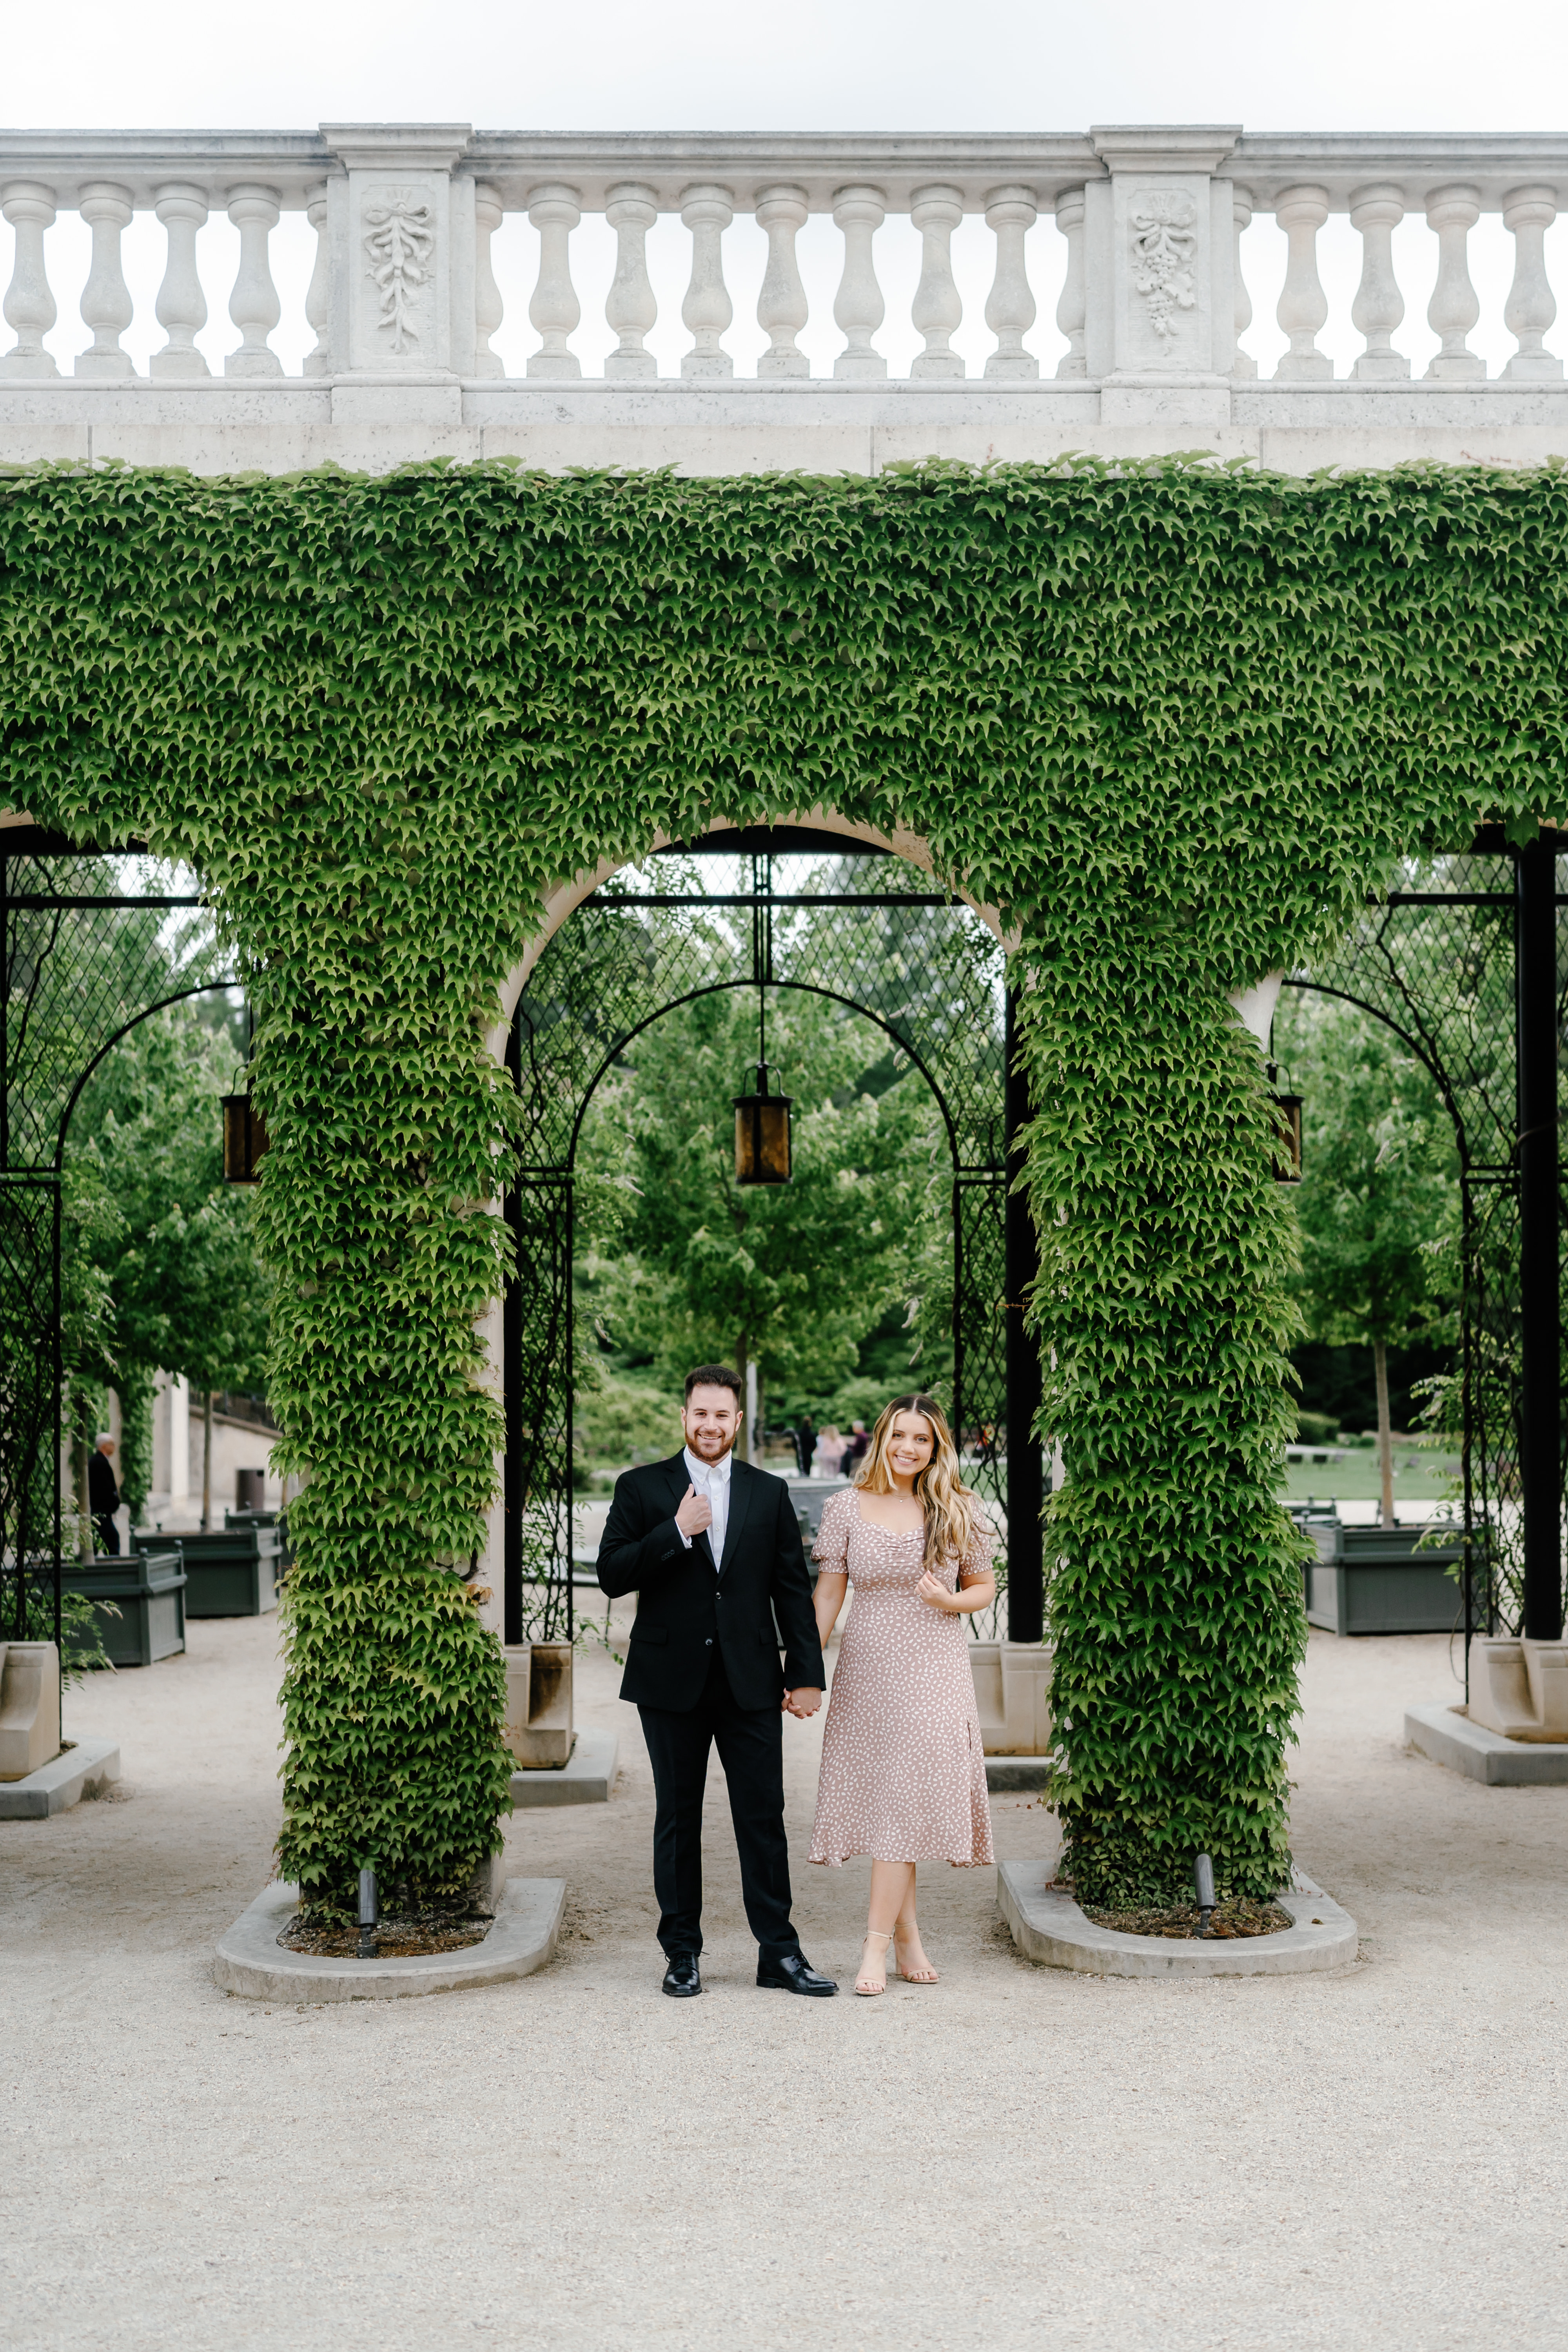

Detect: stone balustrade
1,123,1564,474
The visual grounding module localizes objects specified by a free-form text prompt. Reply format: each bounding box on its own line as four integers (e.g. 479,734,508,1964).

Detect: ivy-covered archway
2,456,1562,1911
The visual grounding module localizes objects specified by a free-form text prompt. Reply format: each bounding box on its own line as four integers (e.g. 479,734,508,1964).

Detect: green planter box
1305,1524,1465,1636
62,1549,187,1667
137,1525,278,1617
225,1507,293,1577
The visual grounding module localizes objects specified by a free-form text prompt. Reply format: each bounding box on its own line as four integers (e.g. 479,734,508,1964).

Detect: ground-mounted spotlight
1192,1851,1216,1938
220,1090,269,1184
357,1867,379,1960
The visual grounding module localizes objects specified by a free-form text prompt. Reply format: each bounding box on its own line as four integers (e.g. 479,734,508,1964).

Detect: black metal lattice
1282,845,1566,1660
0,829,234,1649
504,836,1016,1644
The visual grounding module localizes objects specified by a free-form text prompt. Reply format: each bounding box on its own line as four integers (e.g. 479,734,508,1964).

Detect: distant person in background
795,1416,816,1478
815,1425,847,1477
88,1434,121,1556
845,1422,870,1470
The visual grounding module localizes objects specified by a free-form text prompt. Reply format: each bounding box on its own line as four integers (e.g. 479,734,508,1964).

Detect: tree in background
71,1002,272,1530
1272,991,1459,1523
576,987,946,1454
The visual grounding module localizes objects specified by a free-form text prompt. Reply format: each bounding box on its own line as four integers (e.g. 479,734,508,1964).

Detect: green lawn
1276,1452,1460,1506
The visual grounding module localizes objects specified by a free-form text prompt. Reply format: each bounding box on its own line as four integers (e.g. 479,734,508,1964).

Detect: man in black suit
87,1434,121,1556
597,1364,837,2000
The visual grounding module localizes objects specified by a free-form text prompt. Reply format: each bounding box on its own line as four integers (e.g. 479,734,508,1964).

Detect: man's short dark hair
685,1363,742,1403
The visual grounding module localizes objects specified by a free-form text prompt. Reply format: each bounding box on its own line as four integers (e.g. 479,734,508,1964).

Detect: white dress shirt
677,1443,732,1568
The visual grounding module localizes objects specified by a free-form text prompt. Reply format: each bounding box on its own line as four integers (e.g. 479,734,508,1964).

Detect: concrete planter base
985,1756,1051,1791
997,1859,1357,1978
0,1737,121,1819
509,1725,618,1807
1405,1701,1568,1786
213,1872,566,2002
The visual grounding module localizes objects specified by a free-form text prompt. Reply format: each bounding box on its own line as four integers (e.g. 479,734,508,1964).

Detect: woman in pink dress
807,1392,996,1995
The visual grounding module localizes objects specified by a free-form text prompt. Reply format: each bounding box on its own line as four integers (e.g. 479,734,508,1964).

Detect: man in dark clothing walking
88,1434,122,1556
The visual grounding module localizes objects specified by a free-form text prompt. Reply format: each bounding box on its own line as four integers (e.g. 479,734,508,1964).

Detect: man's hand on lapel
675,1483,713,1541
782,1687,822,1719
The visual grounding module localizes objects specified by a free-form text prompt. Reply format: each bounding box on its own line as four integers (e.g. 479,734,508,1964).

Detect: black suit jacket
597,1451,825,1713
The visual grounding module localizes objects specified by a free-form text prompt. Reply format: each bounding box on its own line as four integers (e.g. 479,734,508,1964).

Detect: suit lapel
665,1450,718,1575
718,1457,754,1579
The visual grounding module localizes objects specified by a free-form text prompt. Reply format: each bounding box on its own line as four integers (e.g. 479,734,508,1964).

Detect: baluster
2,181,58,377
1054,187,1087,379
225,184,282,377
1425,184,1484,379
755,183,809,378
832,184,887,378
151,182,209,379
76,182,136,378
1230,184,1257,378
303,182,330,376
1502,185,1562,381
527,183,582,378
680,184,734,377
472,182,504,379
1349,183,1409,379
909,184,964,377
604,181,658,379
983,185,1038,380
1272,184,1332,379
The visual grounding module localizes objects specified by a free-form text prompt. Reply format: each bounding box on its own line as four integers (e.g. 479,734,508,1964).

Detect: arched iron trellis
1279,838,1566,1671
503,832,1042,1648
0,828,236,1649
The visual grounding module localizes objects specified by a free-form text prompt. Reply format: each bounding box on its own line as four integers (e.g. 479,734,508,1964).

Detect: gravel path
3,1613,1565,2352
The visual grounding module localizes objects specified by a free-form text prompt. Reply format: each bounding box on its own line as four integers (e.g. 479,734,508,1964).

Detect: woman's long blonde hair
854,1393,979,1573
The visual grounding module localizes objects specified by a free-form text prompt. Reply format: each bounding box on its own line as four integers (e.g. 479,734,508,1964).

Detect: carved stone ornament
1129,191,1198,340
362,190,435,354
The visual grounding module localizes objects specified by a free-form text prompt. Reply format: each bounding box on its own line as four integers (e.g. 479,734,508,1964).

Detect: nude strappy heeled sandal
894,1934,938,1984
855,1931,893,1996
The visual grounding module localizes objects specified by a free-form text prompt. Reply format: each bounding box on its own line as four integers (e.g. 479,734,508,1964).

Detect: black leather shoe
662,1953,702,1998
757,1949,837,1996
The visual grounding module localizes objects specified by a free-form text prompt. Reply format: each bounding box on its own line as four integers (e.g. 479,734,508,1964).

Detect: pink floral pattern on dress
808,1488,996,1868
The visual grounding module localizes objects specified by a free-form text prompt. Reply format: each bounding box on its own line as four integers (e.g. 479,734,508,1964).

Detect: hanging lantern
221,1090,270,1184
1268,1070,1303,1185
734,1063,793,1185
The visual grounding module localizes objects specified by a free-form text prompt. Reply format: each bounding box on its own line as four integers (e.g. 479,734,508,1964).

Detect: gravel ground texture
3,1611,1566,2352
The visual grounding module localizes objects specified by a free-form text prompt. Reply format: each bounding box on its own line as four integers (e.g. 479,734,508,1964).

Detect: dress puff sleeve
957,1513,997,1586
811,1488,853,1577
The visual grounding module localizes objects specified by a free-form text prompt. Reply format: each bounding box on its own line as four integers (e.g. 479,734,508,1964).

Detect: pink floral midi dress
808,1488,995,1868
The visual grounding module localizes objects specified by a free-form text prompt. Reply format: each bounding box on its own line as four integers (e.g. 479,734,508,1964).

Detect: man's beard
688,1427,735,1459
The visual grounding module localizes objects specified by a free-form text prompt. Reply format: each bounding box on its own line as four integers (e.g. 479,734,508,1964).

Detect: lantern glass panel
733,1086,793,1185
221,1093,269,1184
1271,1093,1303,1184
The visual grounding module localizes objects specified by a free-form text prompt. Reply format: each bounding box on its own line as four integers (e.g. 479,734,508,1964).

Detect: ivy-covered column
1022,960,1307,1906
241,848,518,1915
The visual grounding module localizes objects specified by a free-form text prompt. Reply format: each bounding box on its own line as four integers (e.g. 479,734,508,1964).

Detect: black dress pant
638,1647,799,1962
92,1514,120,1557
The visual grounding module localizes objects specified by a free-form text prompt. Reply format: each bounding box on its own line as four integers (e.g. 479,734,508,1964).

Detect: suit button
705,1637,713,1646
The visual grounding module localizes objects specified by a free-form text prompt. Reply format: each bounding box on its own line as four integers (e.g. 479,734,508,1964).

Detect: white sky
6,0,1564,133
5,0,1566,384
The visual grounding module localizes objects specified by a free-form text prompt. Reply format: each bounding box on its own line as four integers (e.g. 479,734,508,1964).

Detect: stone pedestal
1083,125,1240,418
318,124,476,380
1468,1636,1568,1742
0,1641,61,1780
969,1641,1052,1755
504,1641,573,1768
